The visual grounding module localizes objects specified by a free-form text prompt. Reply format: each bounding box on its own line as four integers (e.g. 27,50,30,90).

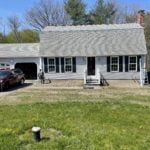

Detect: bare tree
7,15,21,43
0,18,6,36
114,4,140,24
25,0,72,30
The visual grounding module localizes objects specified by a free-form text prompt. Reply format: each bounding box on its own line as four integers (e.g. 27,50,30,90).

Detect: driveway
0,83,33,97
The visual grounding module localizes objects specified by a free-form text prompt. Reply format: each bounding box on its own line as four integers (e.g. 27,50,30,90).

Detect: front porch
83,56,149,86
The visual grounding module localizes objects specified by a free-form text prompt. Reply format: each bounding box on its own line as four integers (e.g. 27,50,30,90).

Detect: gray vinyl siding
96,56,143,80
44,56,146,80
44,57,86,80
0,57,41,78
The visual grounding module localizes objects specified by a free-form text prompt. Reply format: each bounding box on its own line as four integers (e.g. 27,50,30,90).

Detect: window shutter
44,58,48,73
56,57,59,73
125,56,128,72
119,56,123,72
137,56,141,72
61,58,64,73
72,57,76,73
107,57,110,72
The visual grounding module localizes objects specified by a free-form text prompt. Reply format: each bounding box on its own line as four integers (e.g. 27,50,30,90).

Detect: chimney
136,10,145,26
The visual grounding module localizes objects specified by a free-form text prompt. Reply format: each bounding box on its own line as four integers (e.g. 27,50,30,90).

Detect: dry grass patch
0,86,150,106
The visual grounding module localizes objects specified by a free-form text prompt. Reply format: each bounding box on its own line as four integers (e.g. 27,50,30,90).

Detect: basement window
111,56,119,72
65,58,72,72
48,58,55,72
129,56,137,72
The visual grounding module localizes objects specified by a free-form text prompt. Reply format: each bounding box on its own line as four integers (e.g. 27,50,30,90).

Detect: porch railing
84,69,87,84
96,68,101,85
140,58,149,86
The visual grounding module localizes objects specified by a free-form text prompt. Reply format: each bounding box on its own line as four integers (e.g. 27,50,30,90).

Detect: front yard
0,86,150,149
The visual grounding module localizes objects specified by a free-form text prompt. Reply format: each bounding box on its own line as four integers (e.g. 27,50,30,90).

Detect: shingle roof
0,43,39,58
40,23,147,57
0,24,147,58
43,23,143,32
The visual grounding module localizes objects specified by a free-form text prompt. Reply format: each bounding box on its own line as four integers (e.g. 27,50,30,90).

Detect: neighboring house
0,23,147,86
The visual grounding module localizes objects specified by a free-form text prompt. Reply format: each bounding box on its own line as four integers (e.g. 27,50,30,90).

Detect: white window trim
0,63,10,66
0,63,10,70
128,56,137,72
64,57,73,73
110,56,119,72
47,58,56,73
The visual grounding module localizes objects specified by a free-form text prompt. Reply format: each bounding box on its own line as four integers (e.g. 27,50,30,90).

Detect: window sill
47,72,56,74
110,71,119,73
128,71,138,73
64,72,74,74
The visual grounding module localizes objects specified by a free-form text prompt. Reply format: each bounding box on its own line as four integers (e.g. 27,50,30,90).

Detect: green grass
0,87,150,149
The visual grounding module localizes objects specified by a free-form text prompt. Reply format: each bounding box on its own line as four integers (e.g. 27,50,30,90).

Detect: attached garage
15,63,37,79
0,43,40,80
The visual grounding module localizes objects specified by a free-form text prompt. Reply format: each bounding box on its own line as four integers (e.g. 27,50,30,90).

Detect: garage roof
0,43,39,58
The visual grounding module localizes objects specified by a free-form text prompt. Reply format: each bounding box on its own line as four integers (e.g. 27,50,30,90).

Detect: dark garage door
15,63,37,80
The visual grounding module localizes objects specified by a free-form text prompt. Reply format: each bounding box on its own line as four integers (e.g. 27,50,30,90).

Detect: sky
0,0,150,30
0,0,150,19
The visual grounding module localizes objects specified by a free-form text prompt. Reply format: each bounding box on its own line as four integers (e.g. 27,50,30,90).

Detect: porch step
86,79,100,85
83,85,94,89
83,84,102,89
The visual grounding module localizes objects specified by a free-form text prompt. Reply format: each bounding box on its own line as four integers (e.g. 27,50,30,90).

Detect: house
0,23,147,86
40,23,147,85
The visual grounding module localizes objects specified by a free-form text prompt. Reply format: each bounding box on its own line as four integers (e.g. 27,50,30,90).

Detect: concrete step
86,80,99,84
83,85,102,89
86,79,98,82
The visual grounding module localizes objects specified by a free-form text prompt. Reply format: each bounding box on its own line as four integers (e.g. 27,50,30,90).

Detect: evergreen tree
91,0,116,24
65,0,86,25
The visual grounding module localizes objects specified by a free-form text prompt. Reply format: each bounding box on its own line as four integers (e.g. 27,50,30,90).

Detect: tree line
0,0,146,43
0,0,150,70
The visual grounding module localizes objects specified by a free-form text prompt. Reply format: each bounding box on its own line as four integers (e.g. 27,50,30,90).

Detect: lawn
0,87,150,150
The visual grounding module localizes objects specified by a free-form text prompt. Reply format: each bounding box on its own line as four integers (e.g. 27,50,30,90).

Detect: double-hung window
48,58,55,72
111,56,119,72
65,58,72,72
129,56,137,72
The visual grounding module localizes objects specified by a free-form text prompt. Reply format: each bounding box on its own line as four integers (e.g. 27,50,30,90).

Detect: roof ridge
43,23,143,32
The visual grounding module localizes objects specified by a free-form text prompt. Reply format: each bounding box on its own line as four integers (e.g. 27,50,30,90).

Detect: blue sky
0,0,149,19
0,0,149,30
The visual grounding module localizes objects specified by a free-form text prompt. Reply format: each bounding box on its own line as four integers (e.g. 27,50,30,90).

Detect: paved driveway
0,83,33,96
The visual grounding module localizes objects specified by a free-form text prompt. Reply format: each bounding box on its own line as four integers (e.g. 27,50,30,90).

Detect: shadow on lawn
41,137,50,141
2,83,33,92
